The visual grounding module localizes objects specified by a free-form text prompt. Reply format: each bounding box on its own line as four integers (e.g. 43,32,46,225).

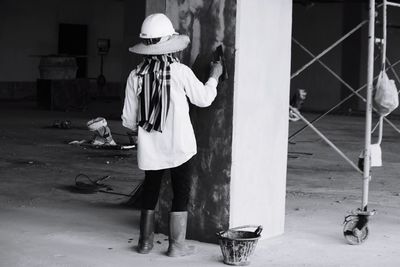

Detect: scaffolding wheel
343,215,369,245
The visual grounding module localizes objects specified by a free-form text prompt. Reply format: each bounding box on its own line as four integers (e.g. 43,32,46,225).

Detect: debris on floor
74,174,113,194
87,117,117,146
289,88,307,122
69,117,135,150
52,119,72,129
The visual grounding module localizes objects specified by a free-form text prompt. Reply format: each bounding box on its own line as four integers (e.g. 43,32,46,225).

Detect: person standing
121,13,223,257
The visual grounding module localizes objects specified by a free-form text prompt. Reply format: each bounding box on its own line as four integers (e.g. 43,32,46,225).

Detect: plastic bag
374,71,399,116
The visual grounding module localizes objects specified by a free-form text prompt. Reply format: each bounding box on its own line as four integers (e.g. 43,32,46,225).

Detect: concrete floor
1,100,400,267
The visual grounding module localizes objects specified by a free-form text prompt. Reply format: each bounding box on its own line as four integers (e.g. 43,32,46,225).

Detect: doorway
58,23,88,78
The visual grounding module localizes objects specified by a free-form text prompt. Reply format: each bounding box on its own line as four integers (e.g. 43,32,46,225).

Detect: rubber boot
167,211,196,257
137,210,155,254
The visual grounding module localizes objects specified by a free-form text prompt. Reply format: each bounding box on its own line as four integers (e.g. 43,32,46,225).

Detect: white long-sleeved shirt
122,62,218,170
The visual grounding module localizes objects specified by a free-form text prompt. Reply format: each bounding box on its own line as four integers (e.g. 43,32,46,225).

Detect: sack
374,71,399,116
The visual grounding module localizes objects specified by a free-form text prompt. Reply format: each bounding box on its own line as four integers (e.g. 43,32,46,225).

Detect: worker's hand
210,61,223,80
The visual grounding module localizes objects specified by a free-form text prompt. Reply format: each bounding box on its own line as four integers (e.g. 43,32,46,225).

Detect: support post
381,0,387,71
362,0,375,211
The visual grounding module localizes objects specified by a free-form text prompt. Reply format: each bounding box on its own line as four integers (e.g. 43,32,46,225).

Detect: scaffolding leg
343,0,377,246
362,0,375,214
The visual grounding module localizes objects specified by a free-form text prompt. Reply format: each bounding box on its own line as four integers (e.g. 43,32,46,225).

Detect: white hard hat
129,13,190,55
139,13,177,39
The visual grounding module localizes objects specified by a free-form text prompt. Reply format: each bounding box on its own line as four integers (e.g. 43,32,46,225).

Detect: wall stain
157,0,237,243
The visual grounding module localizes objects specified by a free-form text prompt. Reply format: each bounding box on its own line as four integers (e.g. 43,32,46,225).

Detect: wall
121,0,146,97
291,3,345,112
0,0,124,97
231,0,292,238
340,3,364,112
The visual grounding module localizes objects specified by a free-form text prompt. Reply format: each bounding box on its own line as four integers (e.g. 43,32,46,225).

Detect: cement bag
374,71,399,116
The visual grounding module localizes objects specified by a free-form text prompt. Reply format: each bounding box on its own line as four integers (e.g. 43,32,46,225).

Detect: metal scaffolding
290,0,400,244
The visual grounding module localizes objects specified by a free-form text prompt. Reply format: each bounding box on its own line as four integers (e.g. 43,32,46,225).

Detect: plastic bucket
216,225,263,266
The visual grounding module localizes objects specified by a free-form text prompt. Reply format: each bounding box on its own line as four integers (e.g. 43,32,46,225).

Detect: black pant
141,160,192,211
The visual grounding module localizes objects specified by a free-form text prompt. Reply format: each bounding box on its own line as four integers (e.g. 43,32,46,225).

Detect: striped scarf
136,54,179,132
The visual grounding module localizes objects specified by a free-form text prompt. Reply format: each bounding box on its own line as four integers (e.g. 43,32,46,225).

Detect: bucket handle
217,225,263,237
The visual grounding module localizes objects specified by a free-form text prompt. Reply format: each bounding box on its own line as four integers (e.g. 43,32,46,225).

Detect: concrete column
152,0,292,243
231,0,292,238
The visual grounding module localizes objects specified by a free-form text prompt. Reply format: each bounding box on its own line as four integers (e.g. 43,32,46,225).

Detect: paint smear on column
157,0,236,243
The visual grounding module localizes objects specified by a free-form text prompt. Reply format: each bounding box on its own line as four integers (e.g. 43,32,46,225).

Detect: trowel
213,45,228,81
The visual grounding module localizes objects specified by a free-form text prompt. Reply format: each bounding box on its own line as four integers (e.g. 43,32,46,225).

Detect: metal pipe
377,116,384,144
289,106,363,174
380,61,400,142
387,57,400,85
371,118,380,134
387,1,400,7
362,0,375,211
382,113,400,132
290,39,400,140
289,57,400,141
293,39,367,102
382,59,400,134
374,0,387,146
291,20,368,79
382,0,388,70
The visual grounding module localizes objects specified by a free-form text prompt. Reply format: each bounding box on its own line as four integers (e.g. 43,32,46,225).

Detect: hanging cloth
136,54,179,132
